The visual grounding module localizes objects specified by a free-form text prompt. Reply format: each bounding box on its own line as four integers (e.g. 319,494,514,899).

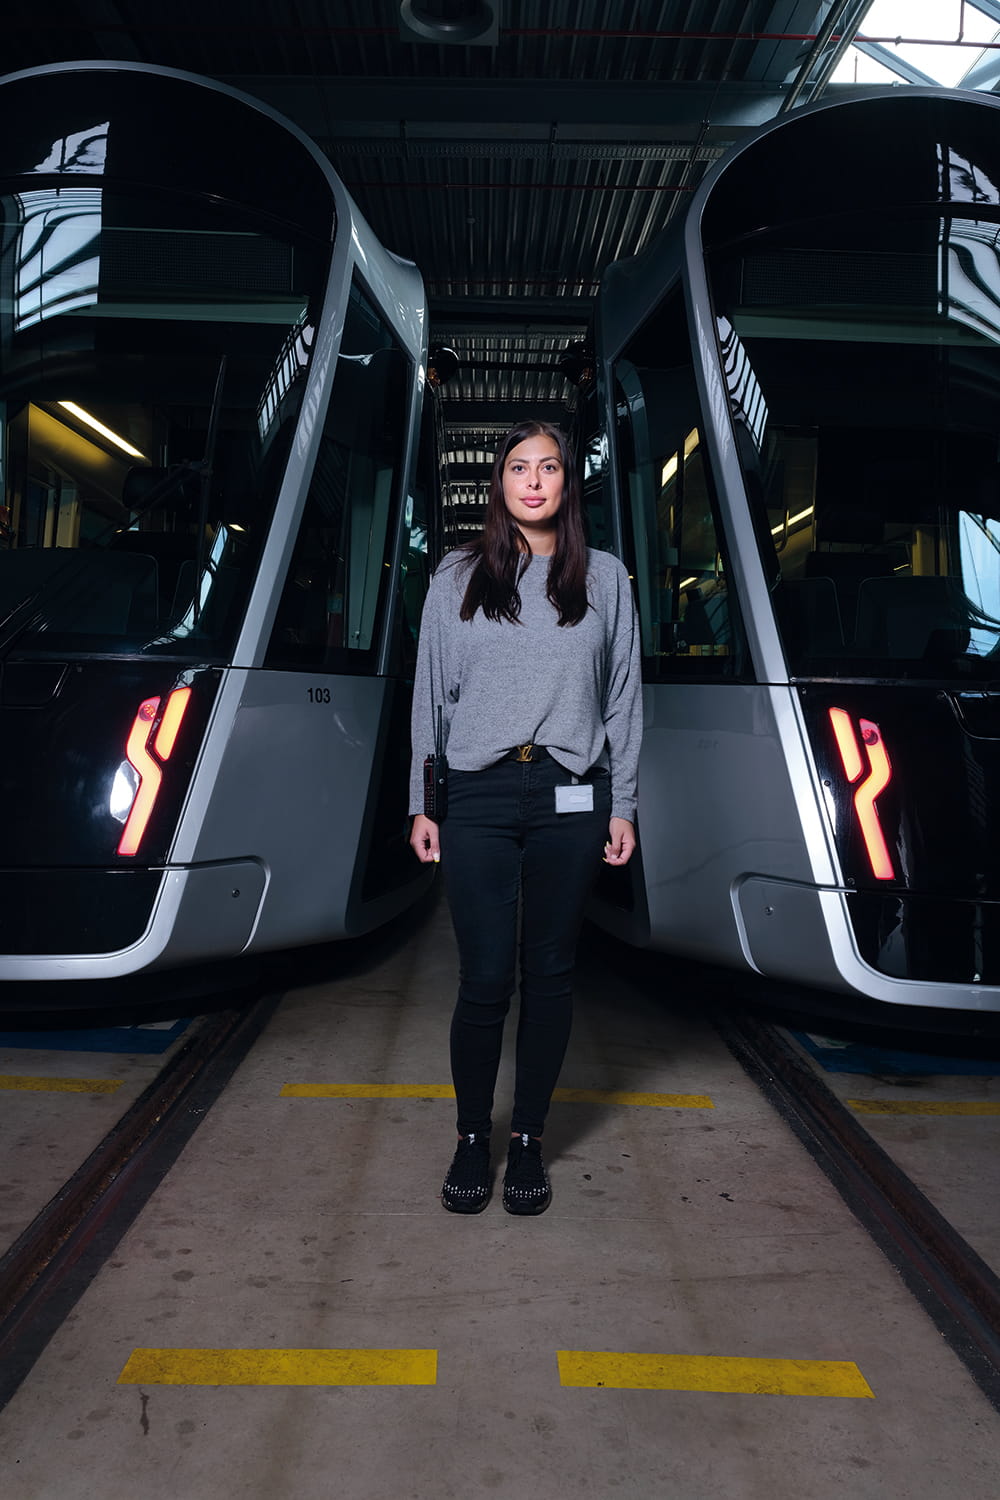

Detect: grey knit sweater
409,547,642,821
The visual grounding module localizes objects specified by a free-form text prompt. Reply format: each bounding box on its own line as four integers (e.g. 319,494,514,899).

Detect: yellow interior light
58,401,146,460
661,430,700,490
661,453,679,489
771,505,814,537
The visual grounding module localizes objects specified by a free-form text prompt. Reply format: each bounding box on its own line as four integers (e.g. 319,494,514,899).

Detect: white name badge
555,783,594,814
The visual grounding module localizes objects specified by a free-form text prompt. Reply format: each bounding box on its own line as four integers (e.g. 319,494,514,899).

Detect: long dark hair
458,420,589,627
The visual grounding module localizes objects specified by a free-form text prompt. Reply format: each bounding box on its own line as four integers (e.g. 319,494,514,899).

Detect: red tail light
828,708,895,881
117,687,192,857
153,685,192,759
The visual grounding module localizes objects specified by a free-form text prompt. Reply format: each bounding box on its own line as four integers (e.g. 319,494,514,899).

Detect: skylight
831,0,1000,89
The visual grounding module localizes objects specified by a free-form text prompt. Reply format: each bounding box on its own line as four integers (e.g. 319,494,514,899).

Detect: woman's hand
603,817,636,867
410,814,441,864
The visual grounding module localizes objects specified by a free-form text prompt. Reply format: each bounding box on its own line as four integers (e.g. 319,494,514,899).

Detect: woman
409,419,641,1216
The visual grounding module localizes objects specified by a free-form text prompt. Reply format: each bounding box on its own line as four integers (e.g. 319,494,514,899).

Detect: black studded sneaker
441,1132,492,1213
502,1133,551,1216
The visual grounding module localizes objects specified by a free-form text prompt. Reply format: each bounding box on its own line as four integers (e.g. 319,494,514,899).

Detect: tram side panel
169,263,432,950
593,278,838,975
175,672,399,948
635,682,843,975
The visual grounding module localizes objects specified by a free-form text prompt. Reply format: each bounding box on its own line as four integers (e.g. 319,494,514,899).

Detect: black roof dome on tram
701,92,1000,250
0,67,335,241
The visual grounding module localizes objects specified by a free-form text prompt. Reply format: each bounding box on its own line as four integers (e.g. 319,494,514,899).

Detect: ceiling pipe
10,23,993,48
806,0,880,103
343,180,694,192
779,1,864,113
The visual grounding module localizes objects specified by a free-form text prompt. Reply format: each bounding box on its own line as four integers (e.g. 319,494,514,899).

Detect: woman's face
501,435,564,547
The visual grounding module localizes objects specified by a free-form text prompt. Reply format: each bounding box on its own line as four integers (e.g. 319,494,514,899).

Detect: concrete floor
794,1044,1000,1279
0,1030,192,1252
1,892,998,1499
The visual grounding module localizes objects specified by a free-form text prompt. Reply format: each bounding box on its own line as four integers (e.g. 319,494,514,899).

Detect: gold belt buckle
515,743,534,763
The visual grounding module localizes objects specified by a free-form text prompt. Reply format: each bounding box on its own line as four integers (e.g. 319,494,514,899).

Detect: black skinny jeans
439,755,611,1139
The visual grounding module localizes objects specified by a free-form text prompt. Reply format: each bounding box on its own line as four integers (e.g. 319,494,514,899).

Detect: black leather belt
506,744,550,762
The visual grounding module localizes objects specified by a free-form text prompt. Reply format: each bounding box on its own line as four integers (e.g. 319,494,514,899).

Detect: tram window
266,278,410,672
614,294,745,680
707,201,1000,681
759,424,1000,672
0,399,283,656
0,174,325,662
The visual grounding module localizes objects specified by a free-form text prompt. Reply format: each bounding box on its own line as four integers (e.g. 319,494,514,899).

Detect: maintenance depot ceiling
7,2,1000,502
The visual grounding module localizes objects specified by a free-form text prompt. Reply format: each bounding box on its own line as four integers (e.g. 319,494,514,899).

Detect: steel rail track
717,1008,1000,1414
0,992,280,1412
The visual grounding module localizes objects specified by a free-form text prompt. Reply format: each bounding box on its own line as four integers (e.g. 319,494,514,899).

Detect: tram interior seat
0,548,158,634
679,579,729,648
774,575,844,654
109,529,197,625
855,575,972,659
803,505,894,649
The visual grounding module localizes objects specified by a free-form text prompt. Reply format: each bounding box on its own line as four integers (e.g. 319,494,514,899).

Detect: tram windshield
0,180,327,662
706,105,1000,684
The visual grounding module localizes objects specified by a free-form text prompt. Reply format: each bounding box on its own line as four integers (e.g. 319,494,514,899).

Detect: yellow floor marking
0,1074,123,1094
281,1083,714,1108
849,1099,1000,1116
553,1087,714,1109
280,1083,456,1099
118,1348,437,1386
558,1352,873,1398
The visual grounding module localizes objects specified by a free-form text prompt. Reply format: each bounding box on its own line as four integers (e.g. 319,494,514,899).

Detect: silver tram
0,62,437,1000
587,88,1000,1015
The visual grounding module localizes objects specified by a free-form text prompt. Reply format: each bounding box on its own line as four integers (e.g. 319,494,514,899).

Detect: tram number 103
306,687,332,704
